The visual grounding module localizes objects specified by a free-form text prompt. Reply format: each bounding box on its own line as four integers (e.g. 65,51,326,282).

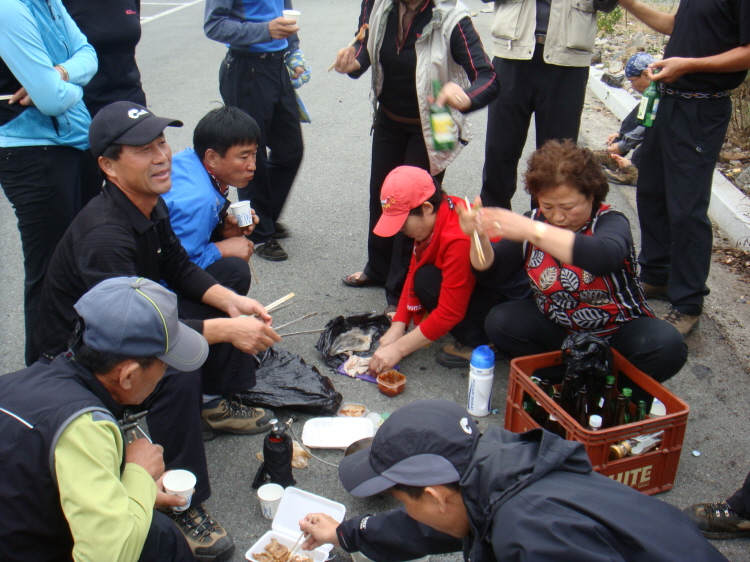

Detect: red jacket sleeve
418,236,475,341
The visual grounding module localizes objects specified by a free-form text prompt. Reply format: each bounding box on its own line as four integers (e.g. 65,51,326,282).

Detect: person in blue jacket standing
0,0,97,366
163,105,260,296
204,0,308,262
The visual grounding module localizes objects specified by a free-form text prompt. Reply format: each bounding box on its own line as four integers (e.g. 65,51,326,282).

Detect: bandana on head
625,52,655,79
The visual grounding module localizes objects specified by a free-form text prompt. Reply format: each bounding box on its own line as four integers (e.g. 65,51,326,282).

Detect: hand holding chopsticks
464,196,486,267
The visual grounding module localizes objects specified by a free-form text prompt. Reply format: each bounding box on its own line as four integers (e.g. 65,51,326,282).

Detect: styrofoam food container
301,417,374,449
245,487,346,562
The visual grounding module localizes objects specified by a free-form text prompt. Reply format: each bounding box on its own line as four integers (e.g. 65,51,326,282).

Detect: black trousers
364,108,444,305
413,264,509,347
178,257,256,396
636,95,731,316
481,47,589,210
0,145,84,366
138,510,193,562
141,369,211,506
485,299,687,403
219,50,303,243
727,471,750,517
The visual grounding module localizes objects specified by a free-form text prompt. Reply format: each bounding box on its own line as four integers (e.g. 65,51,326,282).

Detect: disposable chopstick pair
248,256,258,286
265,293,295,313
327,24,369,71
285,532,310,562
0,95,13,101
278,328,325,338
464,196,486,267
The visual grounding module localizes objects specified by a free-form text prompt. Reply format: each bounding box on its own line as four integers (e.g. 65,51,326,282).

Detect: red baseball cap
373,166,436,238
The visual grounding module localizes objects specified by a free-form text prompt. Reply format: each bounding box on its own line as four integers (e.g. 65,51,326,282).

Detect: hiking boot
683,501,750,539
640,282,668,300
255,239,288,261
662,307,701,336
170,504,235,561
201,398,273,438
273,221,289,239
437,343,474,369
603,166,638,186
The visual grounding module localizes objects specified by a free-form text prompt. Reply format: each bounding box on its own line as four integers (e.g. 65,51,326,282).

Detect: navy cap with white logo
89,101,183,158
73,276,208,372
338,400,480,497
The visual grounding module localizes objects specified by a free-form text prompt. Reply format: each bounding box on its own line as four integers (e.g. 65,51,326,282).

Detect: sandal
342,271,374,287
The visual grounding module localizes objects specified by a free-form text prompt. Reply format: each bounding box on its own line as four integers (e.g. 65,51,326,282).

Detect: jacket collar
103,181,168,234
54,354,126,420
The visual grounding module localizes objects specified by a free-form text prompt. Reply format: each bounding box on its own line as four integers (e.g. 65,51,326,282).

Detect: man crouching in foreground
0,277,209,561
299,400,727,562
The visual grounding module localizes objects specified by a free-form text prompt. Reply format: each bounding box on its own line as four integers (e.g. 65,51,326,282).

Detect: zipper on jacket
46,0,56,20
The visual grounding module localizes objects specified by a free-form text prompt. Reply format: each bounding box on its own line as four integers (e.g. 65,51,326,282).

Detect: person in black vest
0,276,207,562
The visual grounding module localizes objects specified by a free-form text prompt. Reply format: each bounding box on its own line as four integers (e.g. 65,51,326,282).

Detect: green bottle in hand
430,80,456,151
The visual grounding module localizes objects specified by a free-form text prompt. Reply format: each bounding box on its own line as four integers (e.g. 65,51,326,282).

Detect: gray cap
338,400,480,497
73,277,208,371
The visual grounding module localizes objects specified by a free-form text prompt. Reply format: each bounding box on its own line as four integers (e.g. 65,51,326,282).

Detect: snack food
339,404,366,417
253,539,313,562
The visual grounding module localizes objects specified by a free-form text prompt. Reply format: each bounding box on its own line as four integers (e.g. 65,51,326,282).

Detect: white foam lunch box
245,486,346,562
301,417,374,450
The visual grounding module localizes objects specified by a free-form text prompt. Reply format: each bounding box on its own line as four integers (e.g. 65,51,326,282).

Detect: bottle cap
622,387,633,397
470,345,495,369
589,415,602,429
605,375,615,385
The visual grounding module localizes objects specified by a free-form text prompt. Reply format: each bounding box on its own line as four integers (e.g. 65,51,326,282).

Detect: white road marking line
141,0,203,24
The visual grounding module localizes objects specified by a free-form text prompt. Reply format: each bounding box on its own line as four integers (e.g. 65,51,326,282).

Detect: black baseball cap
89,101,183,158
339,400,480,497
74,276,208,371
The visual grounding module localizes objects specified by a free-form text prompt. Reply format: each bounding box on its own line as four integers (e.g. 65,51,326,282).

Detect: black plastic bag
238,348,342,415
561,333,613,392
315,313,391,369
252,429,296,488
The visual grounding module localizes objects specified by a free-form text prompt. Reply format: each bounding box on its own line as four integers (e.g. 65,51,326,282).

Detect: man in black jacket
299,400,727,562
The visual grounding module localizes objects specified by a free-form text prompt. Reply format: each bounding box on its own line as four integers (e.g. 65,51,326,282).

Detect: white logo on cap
128,109,148,119
460,417,472,434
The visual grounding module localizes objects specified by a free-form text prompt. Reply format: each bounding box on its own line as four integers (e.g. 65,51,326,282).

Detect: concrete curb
588,68,750,247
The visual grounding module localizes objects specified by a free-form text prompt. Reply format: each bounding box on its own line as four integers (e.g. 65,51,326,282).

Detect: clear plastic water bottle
467,345,495,417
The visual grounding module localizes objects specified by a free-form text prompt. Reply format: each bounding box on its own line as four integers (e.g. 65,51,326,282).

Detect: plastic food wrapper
315,313,391,369
239,348,342,415
292,440,311,469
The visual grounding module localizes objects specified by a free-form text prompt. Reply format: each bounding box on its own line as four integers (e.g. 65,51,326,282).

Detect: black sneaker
170,504,235,561
255,239,288,261
201,398,274,439
273,221,290,239
683,501,750,539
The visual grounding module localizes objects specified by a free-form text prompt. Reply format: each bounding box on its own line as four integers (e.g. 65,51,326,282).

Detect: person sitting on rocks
367,166,529,374
162,105,260,297
595,52,655,186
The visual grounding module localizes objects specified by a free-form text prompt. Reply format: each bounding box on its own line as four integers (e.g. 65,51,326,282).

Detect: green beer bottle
430,80,456,151
636,69,660,127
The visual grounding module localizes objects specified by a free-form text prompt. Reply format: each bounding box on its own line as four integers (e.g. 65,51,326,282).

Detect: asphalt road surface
1,1,749,560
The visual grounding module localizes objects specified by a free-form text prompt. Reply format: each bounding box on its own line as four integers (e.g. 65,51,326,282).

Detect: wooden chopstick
265,293,295,312
464,197,486,266
286,532,309,562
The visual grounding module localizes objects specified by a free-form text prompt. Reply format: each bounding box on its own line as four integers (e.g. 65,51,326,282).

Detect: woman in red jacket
369,166,529,373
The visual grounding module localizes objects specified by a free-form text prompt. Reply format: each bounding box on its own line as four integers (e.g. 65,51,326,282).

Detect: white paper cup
257,483,284,519
229,201,253,227
163,469,196,513
282,9,300,23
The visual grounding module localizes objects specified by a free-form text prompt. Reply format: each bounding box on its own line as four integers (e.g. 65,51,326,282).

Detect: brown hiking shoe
603,165,639,186
683,502,750,539
170,504,235,561
437,343,475,369
640,282,668,300
201,398,273,439
662,307,701,336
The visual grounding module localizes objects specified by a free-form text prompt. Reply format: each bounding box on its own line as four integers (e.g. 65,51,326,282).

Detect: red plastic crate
505,350,690,495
